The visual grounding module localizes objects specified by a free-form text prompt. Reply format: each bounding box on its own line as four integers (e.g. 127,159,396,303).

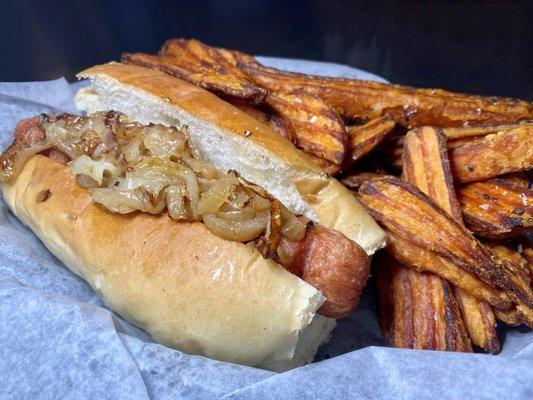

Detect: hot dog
0,97,383,371
3,113,369,319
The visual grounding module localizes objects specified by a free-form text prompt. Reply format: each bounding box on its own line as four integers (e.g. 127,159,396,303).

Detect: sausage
279,220,370,318
13,116,69,165
14,116,45,145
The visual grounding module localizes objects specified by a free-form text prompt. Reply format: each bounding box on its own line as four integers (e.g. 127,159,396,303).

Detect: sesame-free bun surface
76,63,386,255
1,155,335,371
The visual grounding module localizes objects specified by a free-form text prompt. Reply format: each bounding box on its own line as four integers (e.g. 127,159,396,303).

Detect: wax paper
0,59,531,400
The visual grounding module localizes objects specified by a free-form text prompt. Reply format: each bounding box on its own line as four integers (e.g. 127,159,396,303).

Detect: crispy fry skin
457,179,533,238
453,287,499,353
341,172,386,192
359,177,533,308
264,91,347,166
377,255,472,351
225,98,295,142
520,242,533,279
239,63,533,128
485,243,531,286
216,47,260,66
449,126,533,183
386,229,512,310
517,304,533,328
402,127,463,221
401,126,499,353
494,307,521,326
358,177,509,289
442,121,533,140
121,52,266,104
484,242,533,328
159,39,266,104
348,116,396,162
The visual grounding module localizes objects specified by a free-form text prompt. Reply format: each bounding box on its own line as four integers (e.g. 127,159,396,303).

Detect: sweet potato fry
341,172,386,192
402,127,462,220
359,177,533,307
264,91,347,167
121,52,266,104
216,47,260,67
386,233,511,310
520,242,533,279
401,126,499,353
377,254,472,351
348,116,396,162
485,243,530,286
358,177,508,288
159,39,266,103
240,63,533,128
225,98,295,142
517,304,533,328
494,307,521,326
453,288,499,353
442,121,533,140
457,179,533,238
449,125,533,183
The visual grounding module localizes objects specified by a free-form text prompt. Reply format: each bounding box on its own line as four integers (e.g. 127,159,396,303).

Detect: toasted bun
75,63,386,255
1,155,335,371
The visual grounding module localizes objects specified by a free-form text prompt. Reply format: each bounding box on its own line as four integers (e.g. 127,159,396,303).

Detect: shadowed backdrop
1,0,531,99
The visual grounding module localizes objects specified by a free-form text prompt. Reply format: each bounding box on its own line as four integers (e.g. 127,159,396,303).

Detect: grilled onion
68,155,122,185
198,174,239,214
203,213,269,242
89,187,165,214
5,111,311,248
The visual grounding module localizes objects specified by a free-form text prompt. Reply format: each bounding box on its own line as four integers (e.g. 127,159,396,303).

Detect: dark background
1,0,531,99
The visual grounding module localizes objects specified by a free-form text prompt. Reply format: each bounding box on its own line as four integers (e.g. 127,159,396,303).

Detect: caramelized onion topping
2,111,307,250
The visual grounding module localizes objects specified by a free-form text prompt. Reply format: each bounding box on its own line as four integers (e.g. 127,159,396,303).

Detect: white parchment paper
0,59,531,400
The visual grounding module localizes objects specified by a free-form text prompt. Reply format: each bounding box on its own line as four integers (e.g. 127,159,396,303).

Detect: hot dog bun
1,155,335,372
75,63,386,255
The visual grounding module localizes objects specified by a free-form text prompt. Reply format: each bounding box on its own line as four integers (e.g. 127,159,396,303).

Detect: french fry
485,243,530,287
517,304,533,328
494,307,521,326
359,177,533,307
402,127,463,220
263,91,347,167
341,172,386,192
159,39,266,103
121,52,266,104
359,178,509,288
376,254,472,351
449,125,533,183
520,242,533,279
453,288,500,353
239,63,533,128
402,126,499,352
457,179,533,238
386,234,511,310
216,47,260,66
442,121,533,140
347,116,396,162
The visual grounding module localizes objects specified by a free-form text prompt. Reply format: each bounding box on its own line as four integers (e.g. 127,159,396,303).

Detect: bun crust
76,63,386,255
1,155,335,371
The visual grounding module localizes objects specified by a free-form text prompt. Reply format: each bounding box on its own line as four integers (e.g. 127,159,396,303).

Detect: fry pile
122,38,533,353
